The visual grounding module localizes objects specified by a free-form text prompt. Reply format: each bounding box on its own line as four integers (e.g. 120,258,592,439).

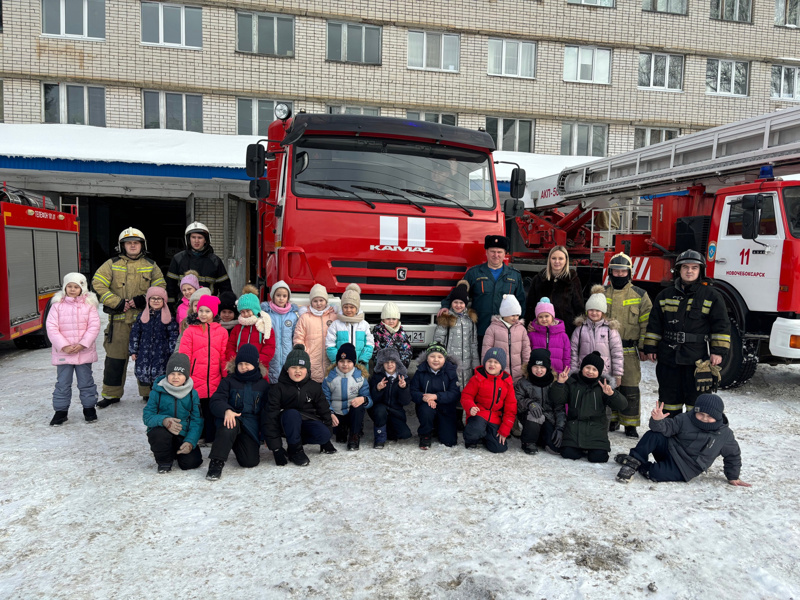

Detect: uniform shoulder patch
632,285,647,297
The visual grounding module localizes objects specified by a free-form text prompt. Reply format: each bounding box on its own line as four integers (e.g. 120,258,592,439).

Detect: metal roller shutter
5,228,38,325
33,230,61,294
57,232,79,280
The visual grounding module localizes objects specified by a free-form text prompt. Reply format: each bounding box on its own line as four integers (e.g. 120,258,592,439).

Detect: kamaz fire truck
0,187,80,348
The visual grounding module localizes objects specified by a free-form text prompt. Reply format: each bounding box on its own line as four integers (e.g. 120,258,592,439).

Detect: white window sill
563,79,612,85
637,86,684,93
40,34,105,42
141,42,203,51
705,92,749,98
487,73,536,80
407,66,460,74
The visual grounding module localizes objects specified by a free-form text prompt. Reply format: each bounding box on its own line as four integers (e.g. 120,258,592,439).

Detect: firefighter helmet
674,249,705,277
608,252,633,271
117,227,147,253
185,221,210,247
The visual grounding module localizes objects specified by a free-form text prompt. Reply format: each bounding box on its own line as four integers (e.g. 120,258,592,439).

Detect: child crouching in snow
410,343,460,449
615,393,750,486
368,347,412,447
264,344,336,467
46,273,101,426
323,342,372,451
142,353,203,473
514,349,565,455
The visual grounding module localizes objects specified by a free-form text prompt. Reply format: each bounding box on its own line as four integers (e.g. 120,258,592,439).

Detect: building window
634,127,679,149
141,2,202,48
775,0,800,25
143,91,202,132
486,117,534,152
42,0,105,39
563,46,611,84
711,0,752,21
236,11,293,57
642,0,687,14
407,111,457,126
327,22,381,64
772,65,800,100
237,99,293,135
43,83,105,126
328,105,381,116
408,31,459,72
638,53,683,90
561,122,607,156
568,0,614,6
706,59,749,96
488,39,536,78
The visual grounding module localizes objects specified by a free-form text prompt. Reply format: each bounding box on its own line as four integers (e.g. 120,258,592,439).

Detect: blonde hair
545,246,571,280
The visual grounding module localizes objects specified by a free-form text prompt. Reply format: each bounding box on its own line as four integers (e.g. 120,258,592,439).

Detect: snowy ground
1,324,799,600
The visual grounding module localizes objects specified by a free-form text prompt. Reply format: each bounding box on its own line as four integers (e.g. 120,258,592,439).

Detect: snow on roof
493,151,597,182
0,123,260,168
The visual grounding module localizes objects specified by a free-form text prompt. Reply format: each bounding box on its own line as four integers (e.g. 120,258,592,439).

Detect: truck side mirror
509,167,526,199
246,144,266,178
504,198,524,218
249,179,270,199
741,194,764,240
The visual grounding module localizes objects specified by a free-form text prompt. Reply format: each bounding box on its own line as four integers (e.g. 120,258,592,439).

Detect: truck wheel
718,319,757,389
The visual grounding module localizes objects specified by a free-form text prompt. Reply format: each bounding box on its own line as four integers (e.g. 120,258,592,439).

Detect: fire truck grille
331,260,466,288
332,260,466,273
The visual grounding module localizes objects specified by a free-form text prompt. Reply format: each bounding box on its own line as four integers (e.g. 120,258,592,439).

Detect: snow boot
49,410,69,426
373,426,387,449
83,407,97,423
206,459,224,480
625,426,639,438
608,420,620,432
615,454,642,483
158,462,173,474
347,435,360,451
96,397,120,409
288,444,310,466
465,442,478,449
419,435,431,450
522,443,538,455
320,440,338,454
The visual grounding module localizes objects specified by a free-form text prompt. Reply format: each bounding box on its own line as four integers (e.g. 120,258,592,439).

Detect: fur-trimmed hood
573,314,620,330
225,358,268,377
436,308,478,328
50,290,99,307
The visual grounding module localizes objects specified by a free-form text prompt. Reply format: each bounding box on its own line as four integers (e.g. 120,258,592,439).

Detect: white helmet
117,227,147,253
185,221,210,248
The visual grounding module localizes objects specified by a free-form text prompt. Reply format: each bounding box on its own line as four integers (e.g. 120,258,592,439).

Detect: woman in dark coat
524,245,585,336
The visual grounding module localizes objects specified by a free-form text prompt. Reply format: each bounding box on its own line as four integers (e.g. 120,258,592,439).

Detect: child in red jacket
179,295,229,444
460,347,517,453
225,289,276,380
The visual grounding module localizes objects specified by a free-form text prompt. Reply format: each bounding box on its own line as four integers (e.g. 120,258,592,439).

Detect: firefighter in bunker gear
92,228,166,405
643,250,731,417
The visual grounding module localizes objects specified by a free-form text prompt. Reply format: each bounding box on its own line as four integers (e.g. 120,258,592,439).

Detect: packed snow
1,315,799,599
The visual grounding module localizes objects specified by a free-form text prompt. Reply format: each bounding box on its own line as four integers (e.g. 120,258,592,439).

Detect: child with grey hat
368,347,412,447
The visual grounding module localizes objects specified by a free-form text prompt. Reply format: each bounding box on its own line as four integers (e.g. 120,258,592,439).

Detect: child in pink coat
570,286,624,385
45,273,101,426
481,295,531,382
527,297,571,373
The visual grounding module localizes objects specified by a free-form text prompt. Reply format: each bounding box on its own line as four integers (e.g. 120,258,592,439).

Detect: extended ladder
557,106,800,203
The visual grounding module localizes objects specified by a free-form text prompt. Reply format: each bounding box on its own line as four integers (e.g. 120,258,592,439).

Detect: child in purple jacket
527,297,570,373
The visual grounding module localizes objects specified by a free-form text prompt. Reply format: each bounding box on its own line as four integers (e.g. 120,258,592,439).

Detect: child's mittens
273,448,288,466
176,442,192,454
527,402,544,422
551,428,563,448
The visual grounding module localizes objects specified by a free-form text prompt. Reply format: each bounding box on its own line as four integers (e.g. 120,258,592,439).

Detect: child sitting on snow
129,286,179,400
615,393,750,486
368,347,412,447
372,302,413,368
410,343,460,449
323,342,372,451
514,349,565,456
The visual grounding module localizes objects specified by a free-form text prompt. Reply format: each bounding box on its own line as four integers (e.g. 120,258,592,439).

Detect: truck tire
718,319,757,389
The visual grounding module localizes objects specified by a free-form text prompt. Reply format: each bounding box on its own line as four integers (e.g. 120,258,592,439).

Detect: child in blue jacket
368,347,412,447
142,353,203,473
410,343,461,449
323,342,372,451
325,283,374,365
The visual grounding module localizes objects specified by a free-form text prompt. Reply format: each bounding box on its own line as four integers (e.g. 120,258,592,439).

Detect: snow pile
0,319,799,598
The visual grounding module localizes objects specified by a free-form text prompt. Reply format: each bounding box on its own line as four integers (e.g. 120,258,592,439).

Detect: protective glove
694,359,720,392
527,402,543,420
273,448,288,466
551,427,564,448
132,295,147,310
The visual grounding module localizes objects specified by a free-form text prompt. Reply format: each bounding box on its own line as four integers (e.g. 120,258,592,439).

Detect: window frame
642,0,688,15
235,10,294,57
772,64,800,100
638,52,684,91
237,98,293,136
41,0,105,40
775,0,800,27
634,127,680,149
42,82,106,126
561,122,608,157
563,45,612,84
140,2,202,49
485,117,534,153
328,105,381,116
487,38,537,79
705,58,750,97
326,21,381,65
407,30,460,72
568,0,615,7
142,90,203,132
407,111,458,126
710,0,752,22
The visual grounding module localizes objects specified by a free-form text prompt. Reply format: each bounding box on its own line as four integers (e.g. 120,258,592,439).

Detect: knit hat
166,352,190,377
179,271,200,292
189,287,211,304
585,284,608,314
219,291,238,315
197,295,221,317
581,351,605,374
449,280,470,306
528,348,552,370
340,283,362,311
309,283,329,302
484,234,509,252
535,297,555,318
483,347,507,371
285,343,311,369
426,343,448,358
235,343,260,369
336,343,357,364
237,292,261,315
62,272,89,295
270,280,291,300
694,393,725,422
141,286,171,324
381,302,401,320
499,294,522,318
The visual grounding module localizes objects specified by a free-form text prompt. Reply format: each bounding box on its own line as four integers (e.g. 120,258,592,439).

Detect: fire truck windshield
292,137,495,210
784,186,800,239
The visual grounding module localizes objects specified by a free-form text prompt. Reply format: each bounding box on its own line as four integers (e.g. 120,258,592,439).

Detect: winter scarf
269,301,292,315
160,377,195,398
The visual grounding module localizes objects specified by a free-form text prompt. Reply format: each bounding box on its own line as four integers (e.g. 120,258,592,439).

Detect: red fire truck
0,187,80,348
246,109,525,347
